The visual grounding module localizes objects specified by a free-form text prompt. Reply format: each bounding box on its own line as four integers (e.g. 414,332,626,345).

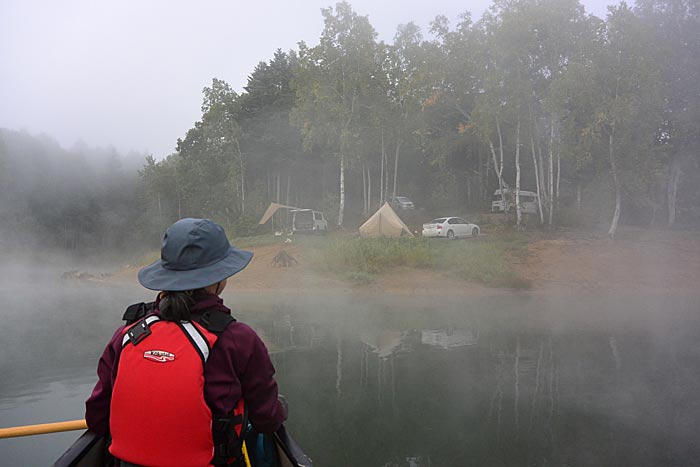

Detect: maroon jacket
85,293,286,435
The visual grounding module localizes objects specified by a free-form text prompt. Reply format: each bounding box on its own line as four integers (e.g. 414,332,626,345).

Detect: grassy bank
133,231,532,289
307,234,531,288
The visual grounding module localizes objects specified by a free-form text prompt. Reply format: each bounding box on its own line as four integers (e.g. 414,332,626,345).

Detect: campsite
96,201,695,294
2,0,700,466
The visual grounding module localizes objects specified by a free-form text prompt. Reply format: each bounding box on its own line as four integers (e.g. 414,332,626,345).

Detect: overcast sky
1,0,614,158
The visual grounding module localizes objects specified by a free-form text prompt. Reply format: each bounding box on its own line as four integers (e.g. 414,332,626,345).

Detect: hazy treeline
0,129,146,253
144,0,699,237
2,0,699,255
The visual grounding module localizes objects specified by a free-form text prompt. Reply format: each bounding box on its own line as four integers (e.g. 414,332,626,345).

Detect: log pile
271,250,298,267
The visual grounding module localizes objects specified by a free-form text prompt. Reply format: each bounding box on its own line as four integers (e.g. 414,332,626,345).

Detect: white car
422,217,480,239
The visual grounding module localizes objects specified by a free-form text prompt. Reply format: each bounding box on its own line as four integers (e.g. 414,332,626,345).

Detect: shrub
317,237,432,274
312,235,530,288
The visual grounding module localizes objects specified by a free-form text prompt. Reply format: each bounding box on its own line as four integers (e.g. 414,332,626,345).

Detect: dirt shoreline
104,228,699,295
514,228,700,292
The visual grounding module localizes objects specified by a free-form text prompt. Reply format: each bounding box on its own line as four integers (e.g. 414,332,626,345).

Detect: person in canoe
85,218,288,467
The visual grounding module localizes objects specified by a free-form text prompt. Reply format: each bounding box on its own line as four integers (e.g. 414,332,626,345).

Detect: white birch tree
291,2,379,227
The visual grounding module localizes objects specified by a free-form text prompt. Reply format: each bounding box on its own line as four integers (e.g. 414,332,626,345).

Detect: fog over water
1,261,699,466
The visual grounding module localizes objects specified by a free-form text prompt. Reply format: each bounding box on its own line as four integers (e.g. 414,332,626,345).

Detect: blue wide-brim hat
138,218,253,291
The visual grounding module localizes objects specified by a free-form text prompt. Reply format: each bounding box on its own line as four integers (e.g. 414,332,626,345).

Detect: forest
1,0,698,254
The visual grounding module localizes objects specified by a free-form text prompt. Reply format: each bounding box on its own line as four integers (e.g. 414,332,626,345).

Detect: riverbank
515,228,700,291
106,227,699,294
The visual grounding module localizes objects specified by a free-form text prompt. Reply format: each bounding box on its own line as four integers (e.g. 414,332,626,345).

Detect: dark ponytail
159,291,194,321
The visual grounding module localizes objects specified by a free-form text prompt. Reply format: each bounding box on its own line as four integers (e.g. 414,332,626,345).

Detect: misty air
1,1,699,466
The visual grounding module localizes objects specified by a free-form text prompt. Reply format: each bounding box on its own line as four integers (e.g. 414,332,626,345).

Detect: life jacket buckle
127,320,151,346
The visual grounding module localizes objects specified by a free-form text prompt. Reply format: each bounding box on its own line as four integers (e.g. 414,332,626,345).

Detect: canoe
53,430,105,467
53,424,315,467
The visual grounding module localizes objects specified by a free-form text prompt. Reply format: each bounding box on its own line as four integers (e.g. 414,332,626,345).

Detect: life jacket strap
120,315,214,366
192,309,236,332
178,320,211,363
122,302,236,333
122,302,155,324
211,401,249,466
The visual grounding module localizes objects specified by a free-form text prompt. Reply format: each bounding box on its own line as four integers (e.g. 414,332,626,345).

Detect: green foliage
143,0,698,235
308,235,530,288
7,0,700,258
346,271,375,285
225,212,262,239
314,237,432,274
174,78,244,224
291,2,379,153
233,234,286,249
432,240,529,288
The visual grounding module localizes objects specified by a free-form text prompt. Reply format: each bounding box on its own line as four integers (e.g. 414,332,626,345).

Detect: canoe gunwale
53,425,314,467
53,430,105,467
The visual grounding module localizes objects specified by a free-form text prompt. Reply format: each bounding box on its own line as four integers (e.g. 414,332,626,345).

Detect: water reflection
255,294,700,467
421,329,479,349
1,287,699,466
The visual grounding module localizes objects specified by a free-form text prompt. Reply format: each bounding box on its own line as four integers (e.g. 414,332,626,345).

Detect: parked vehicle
291,209,328,233
491,189,539,215
422,217,480,239
390,196,415,210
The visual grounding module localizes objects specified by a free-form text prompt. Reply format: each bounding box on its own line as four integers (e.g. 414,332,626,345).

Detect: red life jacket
109,314,244,467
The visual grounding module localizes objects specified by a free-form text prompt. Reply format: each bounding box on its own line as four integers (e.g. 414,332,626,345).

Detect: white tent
358,202,414,238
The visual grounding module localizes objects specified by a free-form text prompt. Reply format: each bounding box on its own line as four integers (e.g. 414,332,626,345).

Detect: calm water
1,271,699,466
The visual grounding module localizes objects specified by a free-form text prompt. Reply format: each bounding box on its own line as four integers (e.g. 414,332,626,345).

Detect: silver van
491,189,539,215
390,196,415,210
291,209,328,233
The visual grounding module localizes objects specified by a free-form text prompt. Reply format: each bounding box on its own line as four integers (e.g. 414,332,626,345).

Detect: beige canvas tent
258,202,299,225
359,202,414,238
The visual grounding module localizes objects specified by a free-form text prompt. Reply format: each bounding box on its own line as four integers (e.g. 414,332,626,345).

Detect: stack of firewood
271,250,298,267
